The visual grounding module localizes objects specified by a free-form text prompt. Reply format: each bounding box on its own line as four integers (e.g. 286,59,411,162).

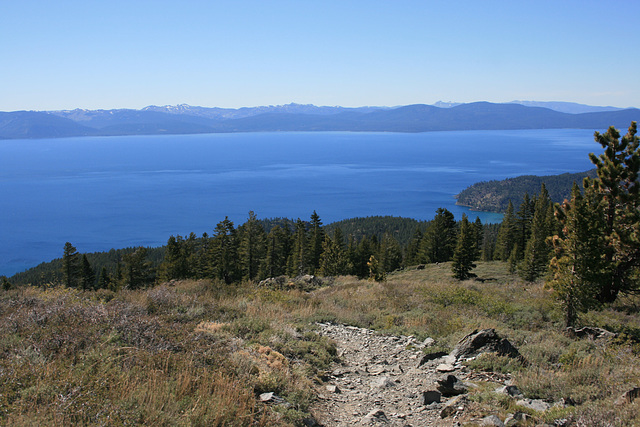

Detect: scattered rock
421,390,442,405
370,376,396,391
615,387,640,405
258,276,287,288
361,408,388,424
259,392,275,402
495,385,523,398
504,412,530,426
325,385,340,393
516,398,551,412
566,326,617,340
417,351,448,367
436,374,468,397
440,395,467,418
481,414,505,426
450,329,523,362
436,363,457,372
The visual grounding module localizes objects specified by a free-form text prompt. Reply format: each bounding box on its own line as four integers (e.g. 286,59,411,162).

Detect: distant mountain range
0,101,638,140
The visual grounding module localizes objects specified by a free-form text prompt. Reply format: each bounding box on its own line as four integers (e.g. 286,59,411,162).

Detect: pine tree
308,211,325,274
515,193,535,259
421,208,457,263
494,201,516,261
210,217,239,284
260,225,290,279
319,228,350,276
160,235,190,281
97,266,111,289
122,247,152,289
404,228,424,266
549,183,606,326
451,214,479,280
238,211,266,281
288,219,309,276
80,254,95,290
520,184,552,282
585,122,640,302
62,242,80,288
377,232,403,273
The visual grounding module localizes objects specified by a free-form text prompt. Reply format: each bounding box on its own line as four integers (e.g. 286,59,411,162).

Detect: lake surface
0,129,597,276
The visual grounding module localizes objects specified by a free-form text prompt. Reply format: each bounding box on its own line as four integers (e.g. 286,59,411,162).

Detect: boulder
450,329,523,362
421,390,442,405
436,374,468,397
417,351,448,367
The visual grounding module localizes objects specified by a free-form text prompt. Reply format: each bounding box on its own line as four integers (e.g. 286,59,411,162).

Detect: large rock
436,374,468,397
421,390,442,405
450,329,522,361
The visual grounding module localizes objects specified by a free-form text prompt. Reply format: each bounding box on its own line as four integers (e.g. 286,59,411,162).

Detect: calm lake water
0,129,597,276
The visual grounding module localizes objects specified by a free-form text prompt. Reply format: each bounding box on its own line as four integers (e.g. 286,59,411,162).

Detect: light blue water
0,129,597,276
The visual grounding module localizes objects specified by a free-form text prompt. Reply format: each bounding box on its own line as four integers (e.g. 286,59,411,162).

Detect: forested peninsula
455,169,597,213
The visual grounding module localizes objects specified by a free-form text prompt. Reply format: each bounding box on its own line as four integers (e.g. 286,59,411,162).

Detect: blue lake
0,129,598,276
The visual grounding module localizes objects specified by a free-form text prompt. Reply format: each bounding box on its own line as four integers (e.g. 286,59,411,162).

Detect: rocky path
311,323,466,426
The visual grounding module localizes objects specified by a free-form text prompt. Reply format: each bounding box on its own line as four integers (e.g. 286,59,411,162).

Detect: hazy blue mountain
0,111,96,139
1,102,638,139
509,100,624,114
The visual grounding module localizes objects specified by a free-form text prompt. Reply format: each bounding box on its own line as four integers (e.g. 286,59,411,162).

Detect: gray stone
436,374,468,397
326,385,340,393
421,390,442,405
417,351,448,367
504,412,531,426
440,395,467,418
436,363,456,372
450,328,523,362
259,392,274,402
516,398,551,412
481,415,505,426
495,385,523,398
370,376,396,390
361,408,388,424
566,326,617,340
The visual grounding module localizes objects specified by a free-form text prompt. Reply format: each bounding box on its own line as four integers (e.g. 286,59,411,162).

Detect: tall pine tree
451,214,479,280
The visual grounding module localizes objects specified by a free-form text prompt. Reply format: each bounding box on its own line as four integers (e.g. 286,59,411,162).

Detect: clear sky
1,0,638,111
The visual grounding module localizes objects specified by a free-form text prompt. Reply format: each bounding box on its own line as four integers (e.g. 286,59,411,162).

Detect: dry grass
1,262,639,425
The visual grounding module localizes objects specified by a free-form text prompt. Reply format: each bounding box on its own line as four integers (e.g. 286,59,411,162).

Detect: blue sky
1,0,638,111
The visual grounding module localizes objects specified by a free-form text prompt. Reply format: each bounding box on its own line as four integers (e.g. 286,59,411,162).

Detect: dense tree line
8,210,501,289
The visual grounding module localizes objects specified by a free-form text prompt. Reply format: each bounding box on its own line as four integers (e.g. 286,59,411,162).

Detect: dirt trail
311,323,464,426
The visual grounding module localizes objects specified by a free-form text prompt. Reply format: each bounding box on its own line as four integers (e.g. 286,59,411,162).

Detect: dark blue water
0,130,597,276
